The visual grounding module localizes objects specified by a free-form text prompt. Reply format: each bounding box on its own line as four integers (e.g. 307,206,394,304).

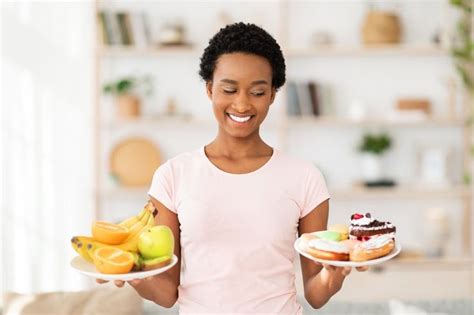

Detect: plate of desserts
295,212,401,267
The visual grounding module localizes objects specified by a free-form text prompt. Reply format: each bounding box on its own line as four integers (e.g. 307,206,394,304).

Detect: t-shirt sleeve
300,165,330,218
147,161,177,214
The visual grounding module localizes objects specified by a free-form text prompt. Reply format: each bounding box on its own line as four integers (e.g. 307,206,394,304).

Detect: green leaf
463,172,471,185
116,79,134,93
455,64,474,89
359,133,392,155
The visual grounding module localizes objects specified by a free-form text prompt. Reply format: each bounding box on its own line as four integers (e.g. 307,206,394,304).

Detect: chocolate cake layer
349,226,396,237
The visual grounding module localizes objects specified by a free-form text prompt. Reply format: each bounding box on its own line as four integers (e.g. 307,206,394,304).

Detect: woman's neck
206,132,272,160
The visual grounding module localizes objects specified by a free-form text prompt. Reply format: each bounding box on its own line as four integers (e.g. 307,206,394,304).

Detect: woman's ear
269,87,276,105
206,81,213,100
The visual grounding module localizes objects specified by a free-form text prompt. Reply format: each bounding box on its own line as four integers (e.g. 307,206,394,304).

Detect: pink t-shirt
148,146,330,314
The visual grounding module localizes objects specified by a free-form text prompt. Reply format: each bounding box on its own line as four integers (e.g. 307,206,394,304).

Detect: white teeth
228,114,252,123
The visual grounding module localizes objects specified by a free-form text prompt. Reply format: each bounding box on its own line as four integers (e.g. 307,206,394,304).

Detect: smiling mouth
227,113,254,123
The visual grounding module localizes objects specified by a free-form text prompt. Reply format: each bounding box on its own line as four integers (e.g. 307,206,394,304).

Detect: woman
99,22,366,313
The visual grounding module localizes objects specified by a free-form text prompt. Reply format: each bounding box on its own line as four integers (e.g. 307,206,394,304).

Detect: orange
92,246,134,274
92,221,129,245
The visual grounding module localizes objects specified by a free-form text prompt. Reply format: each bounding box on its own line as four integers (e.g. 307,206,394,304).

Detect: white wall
1,1,95,293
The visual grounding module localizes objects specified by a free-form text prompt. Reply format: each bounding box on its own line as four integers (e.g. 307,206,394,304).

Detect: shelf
99,186,149,199
286,116,465,128
102,116,283,129
99,44,449,59
331,185,471,200
381,256,473,270
286,43,449,58
98,45,200,58
103,116,216,129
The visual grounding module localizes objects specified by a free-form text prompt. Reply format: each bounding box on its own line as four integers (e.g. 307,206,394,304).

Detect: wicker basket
362,11,402,45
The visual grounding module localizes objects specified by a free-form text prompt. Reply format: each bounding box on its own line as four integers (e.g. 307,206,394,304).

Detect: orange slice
93,246,134,274
92,221,130,245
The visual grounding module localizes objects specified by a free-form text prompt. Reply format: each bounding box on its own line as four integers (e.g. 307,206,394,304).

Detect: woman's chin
222,126,258,139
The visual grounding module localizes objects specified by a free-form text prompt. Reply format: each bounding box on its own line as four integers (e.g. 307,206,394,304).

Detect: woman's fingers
114,280,125,287
321,263,335,271
96,279,108,284
356,266,369,272
341,267,352,276
321,264,352,276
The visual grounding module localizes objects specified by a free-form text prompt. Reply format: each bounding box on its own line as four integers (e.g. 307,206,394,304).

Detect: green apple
138,225,174,259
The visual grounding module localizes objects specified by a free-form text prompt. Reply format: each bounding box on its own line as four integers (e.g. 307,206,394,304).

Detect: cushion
3,285,143,315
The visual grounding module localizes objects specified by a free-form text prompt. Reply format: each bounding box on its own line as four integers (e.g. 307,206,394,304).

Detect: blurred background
1,0,473,314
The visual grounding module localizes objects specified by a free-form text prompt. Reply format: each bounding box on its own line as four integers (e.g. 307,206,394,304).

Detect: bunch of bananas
71,201,158,270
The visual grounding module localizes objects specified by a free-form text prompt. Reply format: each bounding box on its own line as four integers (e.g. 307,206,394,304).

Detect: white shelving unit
93,0,473,272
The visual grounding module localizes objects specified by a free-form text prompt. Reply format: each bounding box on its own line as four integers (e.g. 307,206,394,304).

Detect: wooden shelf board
99,44,448,58
382,256,473,269
99,45,200,57
103,116,216,128
102,116,285,129
286,116,465,128
102,115,464,129
286,44,449,57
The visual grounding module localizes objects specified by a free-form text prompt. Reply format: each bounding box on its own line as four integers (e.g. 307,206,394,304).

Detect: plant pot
117,94,140,119
361,153,383,182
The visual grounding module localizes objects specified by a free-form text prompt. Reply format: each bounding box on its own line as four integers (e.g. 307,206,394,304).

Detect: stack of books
98,11,151,47
286,81,332,117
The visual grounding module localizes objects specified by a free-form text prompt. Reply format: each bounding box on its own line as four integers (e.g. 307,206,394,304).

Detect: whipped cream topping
359,235,393,250
350,216,374,226
308,239,349,254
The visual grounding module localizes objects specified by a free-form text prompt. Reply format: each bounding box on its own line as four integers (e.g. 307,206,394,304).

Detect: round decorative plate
110,137,161,186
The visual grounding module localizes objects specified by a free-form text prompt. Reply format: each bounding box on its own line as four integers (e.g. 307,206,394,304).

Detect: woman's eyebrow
220,79,269,85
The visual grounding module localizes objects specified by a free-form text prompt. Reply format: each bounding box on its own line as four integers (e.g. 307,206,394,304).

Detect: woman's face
206,52,276,139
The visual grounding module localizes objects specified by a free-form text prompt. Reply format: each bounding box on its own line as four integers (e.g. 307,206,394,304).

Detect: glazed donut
300,233,318,243
350,236,395,262
305,239,349,261
340,239,361,251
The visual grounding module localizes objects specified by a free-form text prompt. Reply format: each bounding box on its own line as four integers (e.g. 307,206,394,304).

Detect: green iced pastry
314,230,341,242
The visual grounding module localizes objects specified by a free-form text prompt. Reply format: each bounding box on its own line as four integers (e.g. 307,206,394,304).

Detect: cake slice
349,213,396,241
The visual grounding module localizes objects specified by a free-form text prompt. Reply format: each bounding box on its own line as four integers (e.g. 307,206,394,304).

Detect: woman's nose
232,92,252,112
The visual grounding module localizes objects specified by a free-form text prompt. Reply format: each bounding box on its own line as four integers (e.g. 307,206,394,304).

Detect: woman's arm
99,196,181,308
298,200,350,309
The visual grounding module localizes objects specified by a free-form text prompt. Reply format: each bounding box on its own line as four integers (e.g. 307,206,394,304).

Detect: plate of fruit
295,212,401,267
70,201,178,281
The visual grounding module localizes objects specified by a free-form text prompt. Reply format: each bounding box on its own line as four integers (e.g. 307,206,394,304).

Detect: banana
71,236,95,263
72,200,159,263
122,210,151,243
114,211,155,252
119,207,147,229
79,212,155,258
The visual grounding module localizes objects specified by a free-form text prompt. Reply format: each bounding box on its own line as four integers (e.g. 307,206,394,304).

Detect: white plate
70,255,178,281
294,238,401,267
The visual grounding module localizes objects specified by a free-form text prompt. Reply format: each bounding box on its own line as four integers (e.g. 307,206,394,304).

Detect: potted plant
358,132,392,182
103,76,153,119
449,0,473,185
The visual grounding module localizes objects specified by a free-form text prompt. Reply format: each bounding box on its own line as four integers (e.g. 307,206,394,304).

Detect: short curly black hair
199,22,286,90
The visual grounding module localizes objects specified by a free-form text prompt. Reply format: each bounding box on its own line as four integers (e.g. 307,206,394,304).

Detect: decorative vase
361,153,383,182
117,94,140,119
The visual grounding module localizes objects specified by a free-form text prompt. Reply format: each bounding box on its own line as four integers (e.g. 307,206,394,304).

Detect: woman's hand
95,278,152,289
318,264,368,294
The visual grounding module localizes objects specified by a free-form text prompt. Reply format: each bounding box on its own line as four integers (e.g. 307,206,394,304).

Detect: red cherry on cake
352,213,364,220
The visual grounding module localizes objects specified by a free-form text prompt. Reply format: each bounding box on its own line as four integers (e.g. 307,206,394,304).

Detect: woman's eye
252,91,265,96
223,89,236,94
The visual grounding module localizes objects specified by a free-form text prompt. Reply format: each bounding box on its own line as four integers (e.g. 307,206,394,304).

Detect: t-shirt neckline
200,146,277,176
